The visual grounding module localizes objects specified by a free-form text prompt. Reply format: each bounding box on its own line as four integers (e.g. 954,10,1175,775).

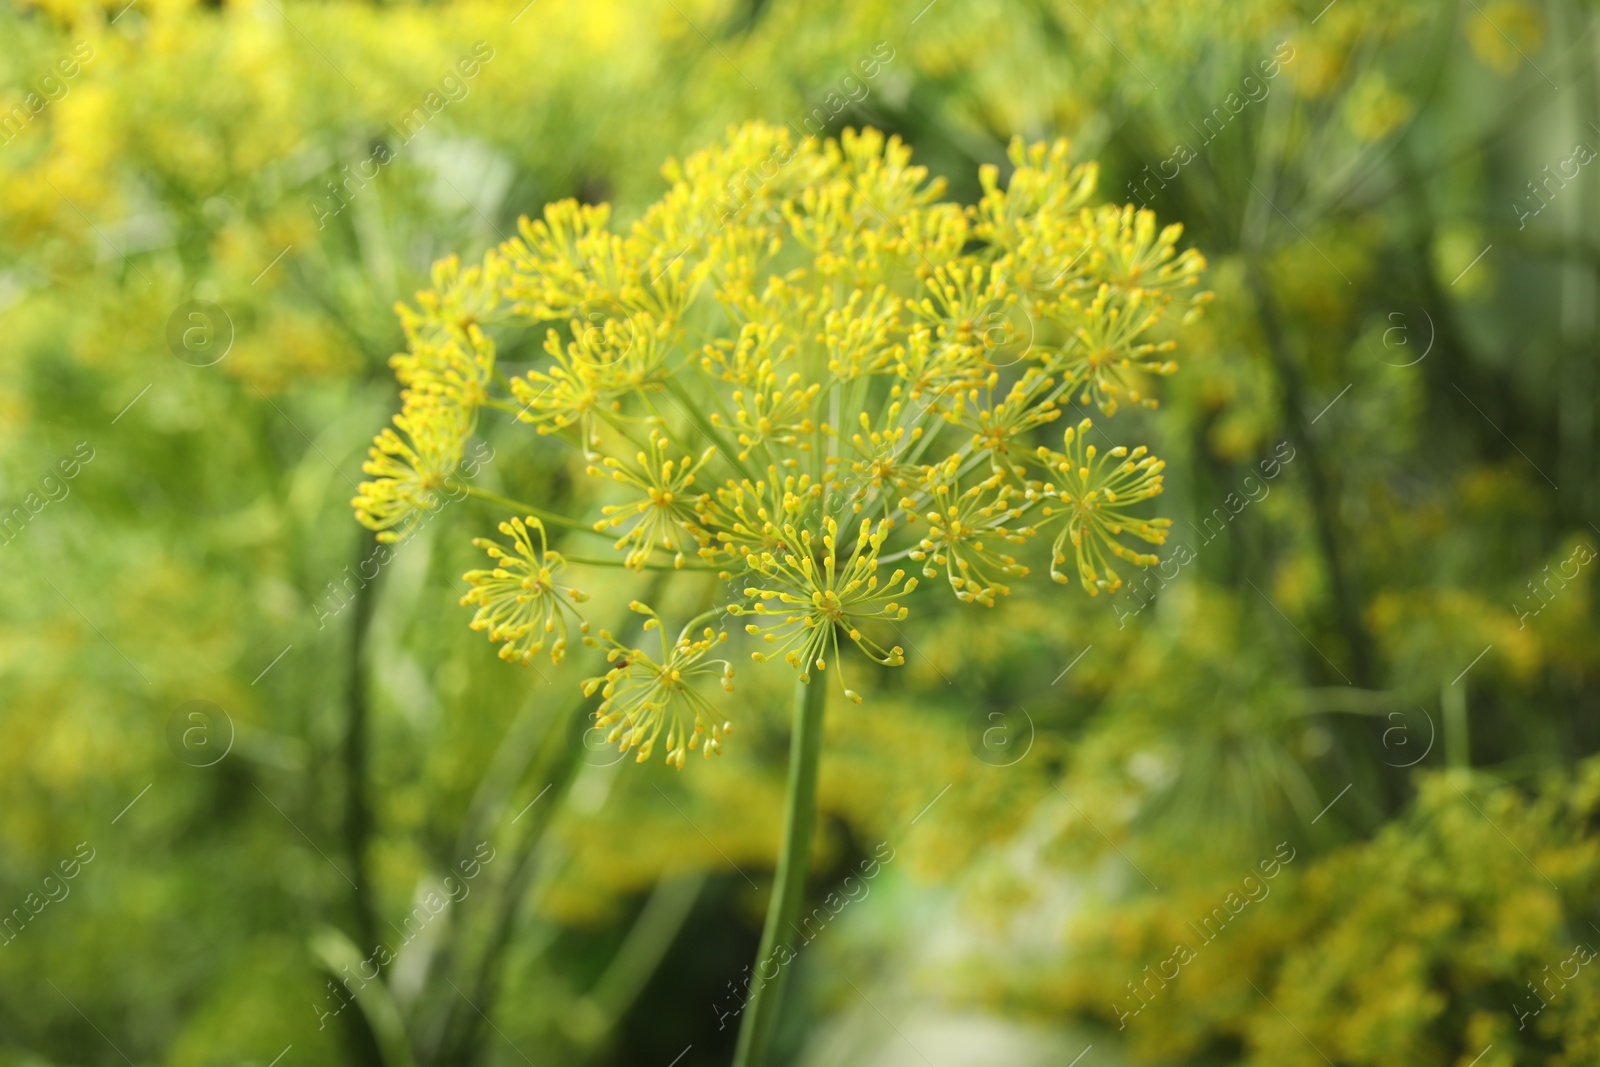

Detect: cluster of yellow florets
354,122,1207,763
353,255,507,543
582,602,735,769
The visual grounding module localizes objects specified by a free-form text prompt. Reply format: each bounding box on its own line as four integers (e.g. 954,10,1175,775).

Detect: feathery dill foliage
353,122,1208,767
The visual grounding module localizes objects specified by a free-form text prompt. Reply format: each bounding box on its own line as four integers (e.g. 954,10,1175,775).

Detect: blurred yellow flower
1467,0,1545,74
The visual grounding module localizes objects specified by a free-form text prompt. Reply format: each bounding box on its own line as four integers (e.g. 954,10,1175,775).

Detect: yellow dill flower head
500,200,625,320
582,603,735,769
1033,418,1171,594
733,517,917,703
697,466,820,569
823,403,925,519
356,121,1206,759
357,258,503,546
1033,206,1204,414
589,430,714,571
396,251,512,344
511,327,609,442
352,394,471,543
575,313,669,395
390,324,497,412
947,368,1063,474
906,456,1032,607
911,263,1012,359
973,136,1100,252
712,363,820,461
700,316,793,386
461,517,590,666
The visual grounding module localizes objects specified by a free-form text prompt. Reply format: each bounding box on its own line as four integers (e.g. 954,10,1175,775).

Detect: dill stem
460,485,596,535
732,675,828,1067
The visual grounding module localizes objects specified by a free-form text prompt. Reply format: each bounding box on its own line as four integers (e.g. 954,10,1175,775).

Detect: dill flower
461,516,590,665
697,467,819,568
906,456,1031,607
390,324,497,413
714,364,820,461
510,327,607,441
1040,205,1207,414
511,312,671,445
948,369,1063,474
582,603,734,768
1033,418,1171,593
823,404,924,518
910,263,1013,365
396,252,512,345
352,395,471,543
355,121,1207,759
732,517,917,703
589,431,714,570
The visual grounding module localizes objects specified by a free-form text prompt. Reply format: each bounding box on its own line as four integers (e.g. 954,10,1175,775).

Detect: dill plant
352,121,1206,1064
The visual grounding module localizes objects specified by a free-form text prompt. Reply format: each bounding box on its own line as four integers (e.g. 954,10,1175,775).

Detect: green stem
342,528,381,960
481,396,526,417
460,484,598,535
732,676,828,1067
1442,678,1470,770
662,377,759,484
562,554,717,572
567,872,708,1048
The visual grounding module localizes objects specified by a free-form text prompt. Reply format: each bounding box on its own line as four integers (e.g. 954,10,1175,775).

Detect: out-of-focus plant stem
565,872,708,1048
424,690,588,1067
1554,0,1596,517
311,927,419,1067
345,528,382,959
1442,679,1469,770
1244,260,1377,690
421,572,670,1066
732,675,828,1067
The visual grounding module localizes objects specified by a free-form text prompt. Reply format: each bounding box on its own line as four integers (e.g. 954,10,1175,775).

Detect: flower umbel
590,431,714,570
1034,418,1170,593
734,517,917,702
697,466,819,569
583,603,735,769
352,395,471,543
907,456,1032,607
354,122,1204,762
823,403,925,519
461,516,590,665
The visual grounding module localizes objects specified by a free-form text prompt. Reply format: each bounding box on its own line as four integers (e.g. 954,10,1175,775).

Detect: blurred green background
3,0,1600,1064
